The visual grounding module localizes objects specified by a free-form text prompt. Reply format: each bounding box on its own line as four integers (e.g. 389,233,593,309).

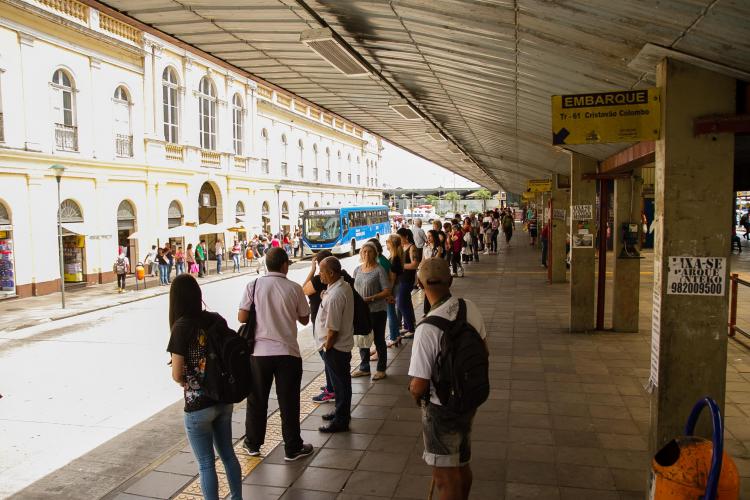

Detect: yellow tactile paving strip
173,372,327,499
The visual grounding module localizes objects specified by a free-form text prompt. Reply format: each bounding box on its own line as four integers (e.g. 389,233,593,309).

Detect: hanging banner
551,88,661,145
527,179,552,193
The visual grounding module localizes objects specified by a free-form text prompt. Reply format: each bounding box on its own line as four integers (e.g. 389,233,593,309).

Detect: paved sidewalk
0,258,307,334
13,231,750,499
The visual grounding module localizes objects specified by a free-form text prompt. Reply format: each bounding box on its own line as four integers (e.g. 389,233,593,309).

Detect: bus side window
342,218,348,233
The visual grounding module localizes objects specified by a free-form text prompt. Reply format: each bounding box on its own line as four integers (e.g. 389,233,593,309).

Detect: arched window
261,128,268,140
162,67,179,143
232,94,243,155
281,201,289,217
313,201,320,208
198,76,217,150
235,201,246,222
261,202,270,217
325,147,331,182
59,199,83,223
168,200,183,228
312,143,318,154
0,202,10,225
113,86,133,157
261,201,271,233
52,69,77,151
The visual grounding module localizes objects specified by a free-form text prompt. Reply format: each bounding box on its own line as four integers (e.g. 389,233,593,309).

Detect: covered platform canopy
95,0,750,194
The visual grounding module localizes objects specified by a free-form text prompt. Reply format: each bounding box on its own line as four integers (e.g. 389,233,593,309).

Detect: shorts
421,401,476,467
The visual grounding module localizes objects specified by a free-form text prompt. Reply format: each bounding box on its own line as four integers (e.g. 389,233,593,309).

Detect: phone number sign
667,256,726,296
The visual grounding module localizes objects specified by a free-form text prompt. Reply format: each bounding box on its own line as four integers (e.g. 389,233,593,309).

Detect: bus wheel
349,240,356,257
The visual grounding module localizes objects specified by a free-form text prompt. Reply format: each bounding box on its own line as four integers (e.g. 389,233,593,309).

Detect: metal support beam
599,141,656,174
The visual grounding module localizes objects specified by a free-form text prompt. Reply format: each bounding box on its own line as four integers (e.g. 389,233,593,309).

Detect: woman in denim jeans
166,275,243,500
384,235,404,347
156,249,169,285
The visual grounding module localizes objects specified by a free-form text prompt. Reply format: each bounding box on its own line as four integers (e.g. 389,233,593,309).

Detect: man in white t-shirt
408,258,487,500
412,218,427,261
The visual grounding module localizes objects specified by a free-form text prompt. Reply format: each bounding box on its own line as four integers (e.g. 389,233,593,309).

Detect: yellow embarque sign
527,179,552,193
551,88,661,145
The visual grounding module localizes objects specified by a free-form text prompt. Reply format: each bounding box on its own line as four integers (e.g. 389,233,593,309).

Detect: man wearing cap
238,247,314,462
408,258,487,500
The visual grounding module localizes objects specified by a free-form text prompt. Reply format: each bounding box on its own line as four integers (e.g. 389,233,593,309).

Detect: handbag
189,262,199,274
238,279,258,353
354,331,374,349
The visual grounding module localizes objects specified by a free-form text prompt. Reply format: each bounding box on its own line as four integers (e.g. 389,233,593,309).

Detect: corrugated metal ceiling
99,0,750,193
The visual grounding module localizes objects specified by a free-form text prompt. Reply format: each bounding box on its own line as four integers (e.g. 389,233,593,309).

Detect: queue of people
164,211,511,500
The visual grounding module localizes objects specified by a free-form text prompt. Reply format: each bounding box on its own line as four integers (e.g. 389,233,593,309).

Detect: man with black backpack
408,258,489,500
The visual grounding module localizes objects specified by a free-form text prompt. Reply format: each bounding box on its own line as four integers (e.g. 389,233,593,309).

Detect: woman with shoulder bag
385,235,404,347
351,242,391,381
166,274,242,500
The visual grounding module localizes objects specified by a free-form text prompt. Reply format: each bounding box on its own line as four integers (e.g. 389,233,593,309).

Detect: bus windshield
304,211,340,243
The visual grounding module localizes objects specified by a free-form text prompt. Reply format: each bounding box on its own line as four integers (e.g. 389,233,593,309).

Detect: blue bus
302,205,390,255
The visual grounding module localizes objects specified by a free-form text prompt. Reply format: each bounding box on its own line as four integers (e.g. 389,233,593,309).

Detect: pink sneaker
312,390,335,403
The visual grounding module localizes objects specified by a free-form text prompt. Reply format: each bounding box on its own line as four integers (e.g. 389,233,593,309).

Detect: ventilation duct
388,98,422,120
300,28,370,77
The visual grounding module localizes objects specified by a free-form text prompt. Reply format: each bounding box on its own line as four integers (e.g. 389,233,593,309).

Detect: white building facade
0,0,383,298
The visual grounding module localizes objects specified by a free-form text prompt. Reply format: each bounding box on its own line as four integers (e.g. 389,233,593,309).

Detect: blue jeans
396,279,416,333
313,322,334,393
216,255,222,273
322,348,352,426
232,254,240,272
387,287,401,341
158,264,168,285
175,261,185,276
183,404,242,500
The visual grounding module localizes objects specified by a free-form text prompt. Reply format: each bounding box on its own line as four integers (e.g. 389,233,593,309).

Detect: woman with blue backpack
166,274,243,500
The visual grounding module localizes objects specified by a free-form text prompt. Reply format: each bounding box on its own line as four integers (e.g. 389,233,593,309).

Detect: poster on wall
553,208,566,220
571,205,593,220
572,230,593,248
666,256,726,296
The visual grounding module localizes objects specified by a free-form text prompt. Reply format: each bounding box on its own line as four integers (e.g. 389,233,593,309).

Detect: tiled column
549,183,568,283
649,59,735,454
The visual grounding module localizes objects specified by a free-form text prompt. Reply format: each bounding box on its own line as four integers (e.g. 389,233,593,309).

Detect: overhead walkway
15,229,748,500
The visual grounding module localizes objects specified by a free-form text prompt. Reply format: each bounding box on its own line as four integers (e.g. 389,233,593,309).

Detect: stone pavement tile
323,433,375,451
336,494,386,500
124,471,193,499
597,433,648,451
301,429,333,448
473,440,508,461
356,451,408,473
590,404,632,420
551,415,593,431
552,429,601,448
556,463,615,490
343,470,401,497
548,402,590,418
366,434,418,453
280,489,338,500
243,463,305,487
508,412,551,429
349,418,385,435
262,445,317,467
510,401,549,415
239,483,286,500
291,466,351,492
379,419,422,436
507,426,554,445
351,404,390,419
507,443,554,463
154,451,198,476
469,479,505,499
112,494,153,500
309,449,364,470
548,391,587,404
392,474,433,499
559,487,620,500
506,460,556,486
610,468,647,492
592,417,642,435
367,383,408,396
472,424,508,442
387,406,422,422
554,446,606,466
505,482,561,499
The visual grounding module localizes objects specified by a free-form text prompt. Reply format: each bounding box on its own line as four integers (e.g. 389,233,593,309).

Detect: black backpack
342,272,372,335
420,299,490,413
198,314,252,404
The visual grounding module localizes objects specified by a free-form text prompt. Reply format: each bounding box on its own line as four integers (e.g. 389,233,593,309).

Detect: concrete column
569,153,597,332
612,172,643,332
649,59,735,453
550,184,568,283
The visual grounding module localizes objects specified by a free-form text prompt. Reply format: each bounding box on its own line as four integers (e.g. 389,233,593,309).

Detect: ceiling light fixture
426,127,447,142
388,98,422,120
300,28,371,77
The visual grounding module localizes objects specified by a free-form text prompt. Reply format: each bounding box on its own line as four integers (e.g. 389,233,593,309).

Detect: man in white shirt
238,247,313,461
408,258,487,500
315,256,354,433
412,218,427,261
215,240,224,274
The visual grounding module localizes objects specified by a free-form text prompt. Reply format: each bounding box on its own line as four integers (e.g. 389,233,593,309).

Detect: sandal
370,353,378,361
401,332,415,339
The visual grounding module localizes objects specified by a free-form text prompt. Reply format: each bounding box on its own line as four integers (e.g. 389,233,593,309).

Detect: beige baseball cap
417,258,451,286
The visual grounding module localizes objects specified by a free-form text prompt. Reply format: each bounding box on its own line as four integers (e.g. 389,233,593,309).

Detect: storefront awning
61,222,95,236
